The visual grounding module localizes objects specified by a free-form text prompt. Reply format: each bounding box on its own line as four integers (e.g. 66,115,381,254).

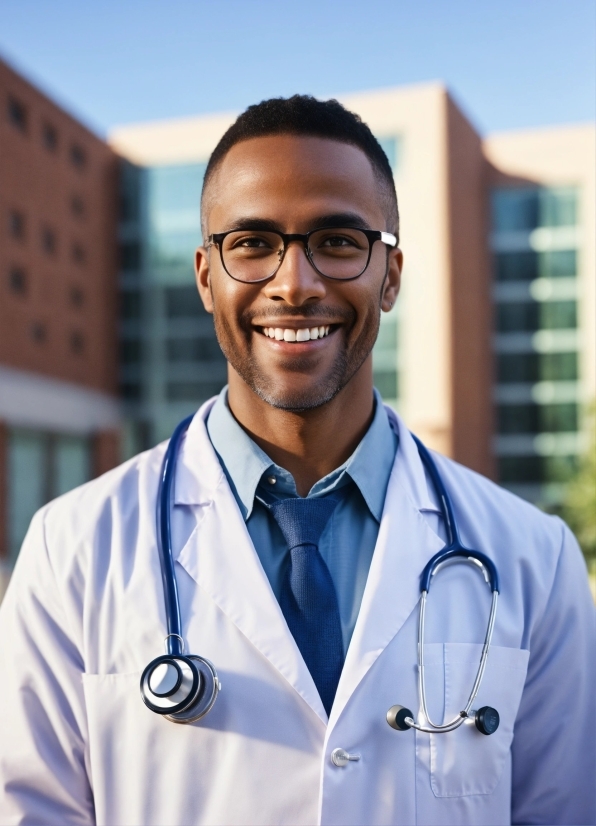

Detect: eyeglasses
207,226,397,284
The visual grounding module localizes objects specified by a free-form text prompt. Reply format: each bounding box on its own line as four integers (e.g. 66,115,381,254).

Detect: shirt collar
206,387,398,523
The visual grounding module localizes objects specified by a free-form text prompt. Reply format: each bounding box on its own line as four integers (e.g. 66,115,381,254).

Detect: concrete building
0,58,121,585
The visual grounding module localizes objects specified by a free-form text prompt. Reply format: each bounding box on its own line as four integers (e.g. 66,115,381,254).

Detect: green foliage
562,403,596,571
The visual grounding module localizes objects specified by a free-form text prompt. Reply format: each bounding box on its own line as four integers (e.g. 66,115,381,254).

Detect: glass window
539,250,576,279
8,266,27,296
539,187,577,228
166,380,225,401
540,352,578,381
492,189,538,232
121,241,141,271
147,163,206,276
495,251,537,282
165,286,205,318
120,161,142,222
70,144,87,170
121,339,142,363
374,370,398,400
42,122,58,151
498,455,542,484
498,404,539,434
121,290,141,320
539,301,577,330
121,382,141,400
497,351,578,383
8,431,47,562
8,209,25,239
496,302,538,332
166,337,222,362
540,403,578,432
7,96,27,132
54,436,90,497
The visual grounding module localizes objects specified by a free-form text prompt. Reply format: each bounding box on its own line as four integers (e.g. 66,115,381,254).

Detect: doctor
0,95,594,826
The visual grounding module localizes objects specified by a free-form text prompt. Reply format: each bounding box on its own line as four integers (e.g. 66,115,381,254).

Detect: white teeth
263,326,332,341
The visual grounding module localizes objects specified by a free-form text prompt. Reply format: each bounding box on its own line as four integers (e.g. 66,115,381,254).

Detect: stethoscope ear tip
386,705,414,731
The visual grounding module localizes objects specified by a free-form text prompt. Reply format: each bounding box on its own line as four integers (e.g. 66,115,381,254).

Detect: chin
253,381,342,413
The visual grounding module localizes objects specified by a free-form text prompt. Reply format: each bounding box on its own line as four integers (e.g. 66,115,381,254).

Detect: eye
233,235,272,249
319,234,356,248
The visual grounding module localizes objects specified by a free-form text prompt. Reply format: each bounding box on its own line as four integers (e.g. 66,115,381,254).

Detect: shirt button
267,476,276,485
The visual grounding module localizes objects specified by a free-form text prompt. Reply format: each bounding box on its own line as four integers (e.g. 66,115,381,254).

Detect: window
497,352,578,383
42,122,58,151
69,330,85,354
8,209,25,239
30,321,47,343
121,382,141,400
70,195,85,218
70,143,87,170
69,285,84,308
121,339,142,364
165,286,204,318
539,250,576,279
121,242,141,271
7,96,27,132
498,404,539,434
496,300,577,333
540,301,577,330
42,226,57,255
492,189,538,232
498,403,577,434
8,266,27,295
495,251,537,282
374,370,398,400
121,290,141,320
539,187,577,228
72,242,86,264
166,337,222,362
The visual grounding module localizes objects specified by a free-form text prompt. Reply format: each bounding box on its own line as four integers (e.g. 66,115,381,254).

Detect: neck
226,361,375,497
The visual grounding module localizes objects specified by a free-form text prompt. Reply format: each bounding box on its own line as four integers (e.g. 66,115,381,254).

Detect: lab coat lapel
329,416,445,727
173,401,328,724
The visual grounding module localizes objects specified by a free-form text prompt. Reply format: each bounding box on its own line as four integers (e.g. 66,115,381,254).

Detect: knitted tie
269,495,343,715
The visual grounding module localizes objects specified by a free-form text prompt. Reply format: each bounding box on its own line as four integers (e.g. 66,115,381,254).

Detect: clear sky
0,0,594,138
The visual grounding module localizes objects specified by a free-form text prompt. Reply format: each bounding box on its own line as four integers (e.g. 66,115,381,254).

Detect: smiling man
0,96,594,826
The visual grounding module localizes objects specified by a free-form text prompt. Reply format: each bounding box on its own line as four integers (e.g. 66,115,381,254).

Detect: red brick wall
0,57,119,395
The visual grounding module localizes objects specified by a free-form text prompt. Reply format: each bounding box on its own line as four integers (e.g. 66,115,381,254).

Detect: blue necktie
269,495,343,715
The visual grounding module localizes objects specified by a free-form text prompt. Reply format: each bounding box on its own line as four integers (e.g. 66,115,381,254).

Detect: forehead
205,134,385,230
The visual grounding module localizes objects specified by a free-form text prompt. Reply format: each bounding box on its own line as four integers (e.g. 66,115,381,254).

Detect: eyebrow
222,212,373,234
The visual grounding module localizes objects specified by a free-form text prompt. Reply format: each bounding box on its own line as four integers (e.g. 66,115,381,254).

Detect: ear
195,246,214,314
381,247,402,312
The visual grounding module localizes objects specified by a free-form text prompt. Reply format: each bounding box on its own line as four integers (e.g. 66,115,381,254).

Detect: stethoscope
141,416,500,735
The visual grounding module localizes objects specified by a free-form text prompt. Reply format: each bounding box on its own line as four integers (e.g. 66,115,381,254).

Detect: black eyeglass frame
207,226,397,284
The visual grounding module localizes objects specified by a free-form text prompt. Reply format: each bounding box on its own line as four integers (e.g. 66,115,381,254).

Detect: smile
259,326,332,342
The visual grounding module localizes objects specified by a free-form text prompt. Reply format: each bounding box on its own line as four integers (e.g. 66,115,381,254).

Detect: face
196,135,402,412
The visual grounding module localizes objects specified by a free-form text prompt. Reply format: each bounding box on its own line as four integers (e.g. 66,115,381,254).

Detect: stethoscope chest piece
141,653,220,724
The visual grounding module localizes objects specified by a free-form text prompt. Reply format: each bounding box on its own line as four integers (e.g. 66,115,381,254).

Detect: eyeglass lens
220,228,371,282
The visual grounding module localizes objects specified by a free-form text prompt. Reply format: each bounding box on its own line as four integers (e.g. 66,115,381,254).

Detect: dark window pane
539,250,576,278
7,96,27,132
121,382,141,400
495,251,538,282
72,242,86,264
121,339,142,364
496,302,538,332
498,404,539,434
166,337,222,362
539,301,577,330
120,242,140,271
8,266,27,295
42,123,58,151
540,403,578,432
71,195,85,218
498,456,542,483
492,189,538,232
166,380,224,401
31,322,47,343
42,227,57,254
69,286,84,308
121,290,141,320
70,144,87,169
8,210,25,239
70,330,85,354
498,352,578,383
165,286,205,318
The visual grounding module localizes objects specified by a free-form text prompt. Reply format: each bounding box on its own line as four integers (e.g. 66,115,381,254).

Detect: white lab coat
0,400,594,826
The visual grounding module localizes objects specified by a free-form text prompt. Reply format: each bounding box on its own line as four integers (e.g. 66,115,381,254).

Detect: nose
262,240,327,305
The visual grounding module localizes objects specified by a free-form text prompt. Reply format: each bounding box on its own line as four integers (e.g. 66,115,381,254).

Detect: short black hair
201,94,399,239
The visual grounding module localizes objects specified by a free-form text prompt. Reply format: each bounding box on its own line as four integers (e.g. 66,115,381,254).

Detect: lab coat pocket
422,643,529,798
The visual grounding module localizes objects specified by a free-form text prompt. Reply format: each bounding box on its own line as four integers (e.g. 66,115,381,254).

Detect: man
0,96,594,826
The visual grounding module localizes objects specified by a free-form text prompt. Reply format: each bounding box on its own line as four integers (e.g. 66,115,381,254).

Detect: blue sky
0,0,594,138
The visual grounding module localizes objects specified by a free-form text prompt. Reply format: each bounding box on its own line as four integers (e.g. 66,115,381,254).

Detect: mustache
241,304,356,325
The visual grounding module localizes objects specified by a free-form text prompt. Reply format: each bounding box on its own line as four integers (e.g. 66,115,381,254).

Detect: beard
212,301,381,412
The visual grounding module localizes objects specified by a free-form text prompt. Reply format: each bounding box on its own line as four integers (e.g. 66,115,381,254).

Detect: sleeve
0,508,95,825
511,519,596,826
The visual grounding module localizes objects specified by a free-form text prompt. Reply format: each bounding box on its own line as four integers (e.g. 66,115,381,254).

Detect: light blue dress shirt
207,387,398,652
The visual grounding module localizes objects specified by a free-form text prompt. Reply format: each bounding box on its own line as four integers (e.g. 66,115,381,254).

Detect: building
0,57,121,588
1,62,594,585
